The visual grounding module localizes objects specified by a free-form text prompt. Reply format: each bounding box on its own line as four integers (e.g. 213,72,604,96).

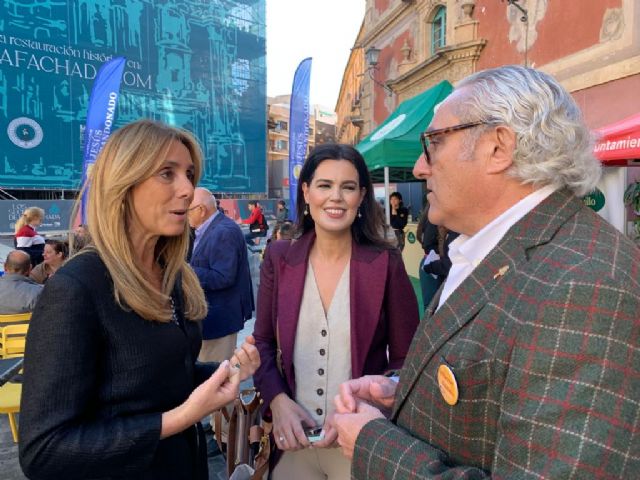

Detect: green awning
356,80,453,172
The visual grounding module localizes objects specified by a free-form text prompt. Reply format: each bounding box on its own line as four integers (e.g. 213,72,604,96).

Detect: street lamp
365,46,381,67
364,46,393,96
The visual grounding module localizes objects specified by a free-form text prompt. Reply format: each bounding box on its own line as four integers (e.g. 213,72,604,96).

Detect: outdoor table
0,357,23,387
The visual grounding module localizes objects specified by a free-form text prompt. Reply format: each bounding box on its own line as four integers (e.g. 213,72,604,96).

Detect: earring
304,203,309,216
357,207,362,218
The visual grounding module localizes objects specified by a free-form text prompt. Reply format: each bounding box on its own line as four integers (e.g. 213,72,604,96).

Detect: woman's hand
270,393,315,451
187,360,240,415
161,360,239,439
230,335,260,381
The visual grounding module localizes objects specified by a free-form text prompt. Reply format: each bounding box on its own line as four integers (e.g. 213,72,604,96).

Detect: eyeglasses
187,204,202,212
419,121,486,165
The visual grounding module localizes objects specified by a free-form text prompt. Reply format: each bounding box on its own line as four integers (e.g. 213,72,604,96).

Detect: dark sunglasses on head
419,121,487,165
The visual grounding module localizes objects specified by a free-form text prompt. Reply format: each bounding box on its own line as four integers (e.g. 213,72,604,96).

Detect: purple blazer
253,231,420,410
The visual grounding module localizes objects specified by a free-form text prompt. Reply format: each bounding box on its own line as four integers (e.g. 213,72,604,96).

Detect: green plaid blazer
354,189,640,479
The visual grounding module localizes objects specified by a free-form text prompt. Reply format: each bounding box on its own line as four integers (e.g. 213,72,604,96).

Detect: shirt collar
449,184,558,267
195,210,219,239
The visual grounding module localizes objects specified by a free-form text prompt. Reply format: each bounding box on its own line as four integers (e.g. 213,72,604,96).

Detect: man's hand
335,375,397,415
331,401,385,459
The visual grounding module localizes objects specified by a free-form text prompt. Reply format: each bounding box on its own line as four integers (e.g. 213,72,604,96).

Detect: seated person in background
276,220,294,240
71,224,90,255
30,239,69,284
14,206,46,266
238,200,268,245
268,220,295,245
0,250,43,314
276,200,289,223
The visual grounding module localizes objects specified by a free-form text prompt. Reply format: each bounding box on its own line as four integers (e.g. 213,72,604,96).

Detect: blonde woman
19,120,260,480
29,239,68,284
14,206,45,266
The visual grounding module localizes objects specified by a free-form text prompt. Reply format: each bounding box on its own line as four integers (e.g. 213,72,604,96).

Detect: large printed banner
0,200,75,234
0,1,266,193
0,198,281,235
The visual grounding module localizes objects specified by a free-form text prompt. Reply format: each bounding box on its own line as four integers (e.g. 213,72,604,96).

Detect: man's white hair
454,65,601,196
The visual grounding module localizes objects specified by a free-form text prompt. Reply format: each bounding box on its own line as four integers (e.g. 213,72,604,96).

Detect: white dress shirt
437,185,557,310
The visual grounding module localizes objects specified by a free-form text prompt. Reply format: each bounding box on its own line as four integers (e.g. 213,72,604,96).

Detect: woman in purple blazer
253,144,419,479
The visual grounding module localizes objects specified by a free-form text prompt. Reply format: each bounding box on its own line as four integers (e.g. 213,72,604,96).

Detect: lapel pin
493,265,509,280
437,363,459,406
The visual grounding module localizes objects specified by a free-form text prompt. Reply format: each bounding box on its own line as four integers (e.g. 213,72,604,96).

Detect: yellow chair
0,324,29,358
0,312,31,325
0,321,28,442
0,382,21,442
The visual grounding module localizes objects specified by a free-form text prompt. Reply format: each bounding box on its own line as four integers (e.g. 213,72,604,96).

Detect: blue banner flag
288,57,312,221
80,57,126,223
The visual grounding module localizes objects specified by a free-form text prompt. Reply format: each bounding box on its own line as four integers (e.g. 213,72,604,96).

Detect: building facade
335,23,366,145
336,0,640,237
338,0,640,137
267,96,336,199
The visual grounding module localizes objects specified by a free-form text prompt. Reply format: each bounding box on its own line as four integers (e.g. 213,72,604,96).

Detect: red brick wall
476,0,621,70
373,30,412,124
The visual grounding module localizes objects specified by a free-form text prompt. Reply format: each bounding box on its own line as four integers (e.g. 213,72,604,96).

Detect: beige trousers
198,333,238,363
272,447,352,480
198,333,237,434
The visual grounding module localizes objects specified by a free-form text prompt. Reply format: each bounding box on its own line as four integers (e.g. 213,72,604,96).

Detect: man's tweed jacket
353,189,640,479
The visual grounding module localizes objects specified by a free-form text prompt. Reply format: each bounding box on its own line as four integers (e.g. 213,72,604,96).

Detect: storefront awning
356,80,453,173
594,113,640,165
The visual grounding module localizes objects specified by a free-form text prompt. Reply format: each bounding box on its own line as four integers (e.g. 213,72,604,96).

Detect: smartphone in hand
304,426,324,443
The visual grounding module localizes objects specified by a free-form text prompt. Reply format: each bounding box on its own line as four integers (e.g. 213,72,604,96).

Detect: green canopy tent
355,80,453,219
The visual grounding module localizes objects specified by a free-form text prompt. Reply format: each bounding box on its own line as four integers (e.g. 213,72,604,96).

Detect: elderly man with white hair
188,188,254,365
187,188,254,456
332,65,640,479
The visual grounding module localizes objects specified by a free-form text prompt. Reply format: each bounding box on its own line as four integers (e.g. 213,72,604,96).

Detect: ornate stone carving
401,39,412,62
600,8,624,43
461,1,475,21
389,39,486,102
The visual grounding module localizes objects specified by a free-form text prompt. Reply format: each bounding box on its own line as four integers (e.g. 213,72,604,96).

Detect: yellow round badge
437,364,459,406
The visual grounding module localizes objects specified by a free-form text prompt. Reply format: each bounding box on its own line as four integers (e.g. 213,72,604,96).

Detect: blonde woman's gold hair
77,119,207,322
14,206,45,234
